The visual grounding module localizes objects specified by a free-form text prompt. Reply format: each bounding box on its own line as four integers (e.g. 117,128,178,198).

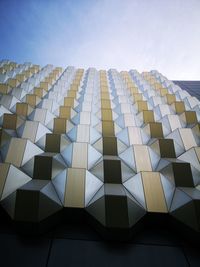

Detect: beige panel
72,143,88,168
64,168,85,207
180,129,197,150
34,109,46,124
22,121,38,143
128,127,143,145
77,125,90,142
142,172,167,213
5,138,26,167
134,145,152,172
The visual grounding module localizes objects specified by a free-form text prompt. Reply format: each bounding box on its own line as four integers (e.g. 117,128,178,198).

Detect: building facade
0,60,200,240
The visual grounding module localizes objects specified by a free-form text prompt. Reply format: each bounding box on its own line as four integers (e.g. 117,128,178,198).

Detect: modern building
0,60,199,266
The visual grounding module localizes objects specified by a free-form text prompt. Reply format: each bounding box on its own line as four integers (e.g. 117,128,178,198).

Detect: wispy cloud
0,0,200,79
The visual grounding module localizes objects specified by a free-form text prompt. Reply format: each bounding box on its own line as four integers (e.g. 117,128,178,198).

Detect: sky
0,0,200,80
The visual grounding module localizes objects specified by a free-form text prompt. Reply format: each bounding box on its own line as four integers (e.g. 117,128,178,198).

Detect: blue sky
0,0,200,79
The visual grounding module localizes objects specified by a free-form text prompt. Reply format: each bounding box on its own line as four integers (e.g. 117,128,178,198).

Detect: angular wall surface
0,60,200,238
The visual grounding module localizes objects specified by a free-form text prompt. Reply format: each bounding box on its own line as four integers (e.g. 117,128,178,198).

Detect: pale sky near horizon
0,0,200,80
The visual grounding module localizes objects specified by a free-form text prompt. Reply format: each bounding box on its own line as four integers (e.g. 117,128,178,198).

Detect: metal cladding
0,60,200,237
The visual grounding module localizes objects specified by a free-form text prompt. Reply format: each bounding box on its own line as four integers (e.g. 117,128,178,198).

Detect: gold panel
0,84,11,94
101,100,111,109
0,163,9,197
165,94,176,105
150,139,176,158
64,168,85,208
3,114,24,130
59,106,73,119
67,91,78,98
171,101,185,114
45,134,61,152
24,70,32,78
40,82,49,91
34,87,46,98
45,77,53,84
64,97,76,107
180,111,198,124
143,110,155,123
134,145,152,172
49,72,57,80
54,67,63,73
129,87,138,94
101,109,113,121
53,118,67,134
101,92,110,99
132,93,142,102
136,101,148,112
142,172,167,213
144,122,163,138
70,84,79,91
103,137,118,155
154,83,164,90
26,94,40,107
15,74,26,82
16,103,33,117
7,78,20,88
159,88,168,96
102,121,115,137
100,85,109,92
